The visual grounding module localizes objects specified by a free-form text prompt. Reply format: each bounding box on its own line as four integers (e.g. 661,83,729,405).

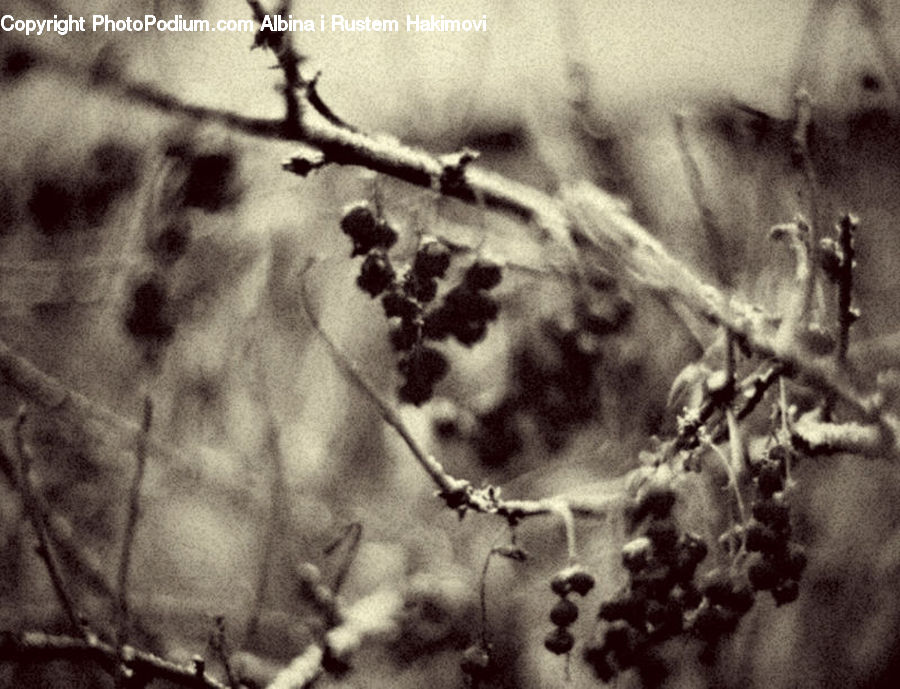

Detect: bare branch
298,262,614,522
115,397,153,657
562,182,897,450
0,631,229,689
13,409,89,641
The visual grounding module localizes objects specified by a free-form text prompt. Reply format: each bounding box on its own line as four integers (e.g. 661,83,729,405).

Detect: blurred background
3,0,900,687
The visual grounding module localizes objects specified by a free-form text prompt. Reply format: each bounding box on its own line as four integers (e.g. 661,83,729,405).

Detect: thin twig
115,397,152,657
1,631,229,689
835,214,857,368
562,182,896,449
297,261,614,521
701,432,746,525
13,409,89,641
245,422,285,643
324,522,363,595
673,113,730,287
791,90,819,328
210,617,240,689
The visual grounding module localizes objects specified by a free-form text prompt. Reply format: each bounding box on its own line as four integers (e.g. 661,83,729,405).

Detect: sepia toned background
2,1,900,687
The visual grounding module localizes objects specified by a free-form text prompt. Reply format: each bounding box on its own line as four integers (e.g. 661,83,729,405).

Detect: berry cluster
544,565,595,656
340,202,503,405
584,487,708,683
125,138,242,356
27,139,141,237
422,260,502,346
745,445,807,605
465,274,631,466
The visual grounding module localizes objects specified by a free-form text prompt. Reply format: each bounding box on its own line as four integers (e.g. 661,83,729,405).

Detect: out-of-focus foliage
3,1,900,688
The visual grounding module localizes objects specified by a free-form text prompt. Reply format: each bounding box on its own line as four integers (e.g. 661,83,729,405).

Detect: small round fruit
413,240,452,280
357,250,394,298
544,627,575,655
568,570,596,596
622,536,653,573
748,558,780,592
549,598,579,627
771,579,800,606
550,571,572,597
464,260,503,291
460,645,490,676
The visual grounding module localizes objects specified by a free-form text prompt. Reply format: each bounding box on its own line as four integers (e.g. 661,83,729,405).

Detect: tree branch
13,409,89,641
115,397,152,657
0,631,229,689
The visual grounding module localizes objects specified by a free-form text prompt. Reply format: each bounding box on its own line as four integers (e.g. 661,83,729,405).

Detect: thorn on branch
283,150,326,176
439,148,480,195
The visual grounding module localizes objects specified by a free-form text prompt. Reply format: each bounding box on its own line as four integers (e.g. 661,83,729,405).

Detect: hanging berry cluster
544,565,595,656
462,273,632,466
584,486,709,683
125,136,242,361
745,445,807,605
340,202,502,406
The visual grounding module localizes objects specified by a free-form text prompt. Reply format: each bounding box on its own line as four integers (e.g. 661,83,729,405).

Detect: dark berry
125,278,174,342
340,204,397,256
182,152,240,212
599,597,639,624
356,250,395,298
603,621,640,668
398,378,434,406
390,320,419,351
670,583,703,611
622,536,653,573
28,176,82,235
2,46,36,81
460,645,490,676
413,240,451,280
87,140,141,200
745,520,779,553
633,487,677,522
705,580,754,614
646,521,679,554
748,558,780,592
693,605,740,638
583,644,616,682
568,570,596,596
397,346,448,407
752,499,791,533
550,571,572,597
341,204,377,250
464,260,503,290
406,273,438,303
422,308,452,340
446,288,499,322
771,579,800,606
632,564,674,599
724,584,755,614
674,533,708,579
399,346,448,383
550,598,579,627
544,627,574,655
767,444,792,466
382,290,418,319
779,544,807,578
756,460,784,497
451,319,488,346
